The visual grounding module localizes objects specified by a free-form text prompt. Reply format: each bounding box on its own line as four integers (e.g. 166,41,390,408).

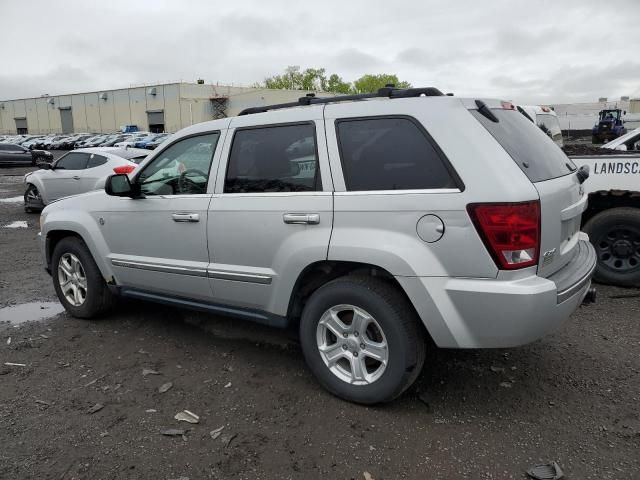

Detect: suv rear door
470,102,585,277
208,106,333,320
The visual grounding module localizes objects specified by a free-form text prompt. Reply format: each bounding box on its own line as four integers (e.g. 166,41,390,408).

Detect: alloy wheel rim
58,253,88,306
26,186,40,202
595,226,640,273
316,304,388,385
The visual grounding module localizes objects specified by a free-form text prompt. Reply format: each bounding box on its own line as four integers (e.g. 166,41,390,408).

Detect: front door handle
172,213,200,223
73,176,80,180
283,213,320,225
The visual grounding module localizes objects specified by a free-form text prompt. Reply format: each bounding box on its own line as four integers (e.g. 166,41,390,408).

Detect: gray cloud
0,0,639,103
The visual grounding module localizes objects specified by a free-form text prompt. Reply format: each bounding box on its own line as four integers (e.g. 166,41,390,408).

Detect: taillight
113,165,136,174
467,201,540,270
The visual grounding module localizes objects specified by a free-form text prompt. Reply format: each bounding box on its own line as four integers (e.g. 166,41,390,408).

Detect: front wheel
583,207,640,287
24,184,43,213
52,237,113,319
299,276,426,404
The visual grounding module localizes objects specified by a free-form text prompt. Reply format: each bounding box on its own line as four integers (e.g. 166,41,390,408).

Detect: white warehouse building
0,82,318,135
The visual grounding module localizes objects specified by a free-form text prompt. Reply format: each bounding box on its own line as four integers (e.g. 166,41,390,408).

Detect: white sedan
23,147,149,212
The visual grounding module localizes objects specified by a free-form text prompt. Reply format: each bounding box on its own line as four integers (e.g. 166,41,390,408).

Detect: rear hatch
471,103,585,278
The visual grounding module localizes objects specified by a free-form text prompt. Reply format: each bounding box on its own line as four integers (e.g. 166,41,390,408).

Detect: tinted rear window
336,117,458,191
470,109,574,182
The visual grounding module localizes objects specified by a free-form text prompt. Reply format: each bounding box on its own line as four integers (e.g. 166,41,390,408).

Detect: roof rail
238,85,445,116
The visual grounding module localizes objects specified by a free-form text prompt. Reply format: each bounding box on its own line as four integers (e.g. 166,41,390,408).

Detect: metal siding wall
25,99,39,133
85,93,102,132
146,85,164,116
163,84,181,133
128,88,148,131
71,95,88,132
113,90,132,131
35,99,51,133
97,92,117,132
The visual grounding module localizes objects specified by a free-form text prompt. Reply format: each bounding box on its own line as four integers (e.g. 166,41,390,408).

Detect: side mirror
615,144,628,151
37,162,52,169
105,174,136,197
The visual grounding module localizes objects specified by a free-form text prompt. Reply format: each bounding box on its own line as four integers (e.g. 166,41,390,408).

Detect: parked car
24,147,148,212
114,133,152,148
98,134,132,147
0,143,53,167
143,134,171,150
21,136,48,150
517,105,563,147
39,87,596,404
134,134,164,148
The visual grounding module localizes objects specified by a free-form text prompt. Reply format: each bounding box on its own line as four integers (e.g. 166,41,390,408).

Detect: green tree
351,74,411,94
326,74,352,94
259,67,412,94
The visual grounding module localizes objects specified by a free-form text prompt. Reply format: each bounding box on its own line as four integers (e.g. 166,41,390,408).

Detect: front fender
25,174,48,204
42,210,115,283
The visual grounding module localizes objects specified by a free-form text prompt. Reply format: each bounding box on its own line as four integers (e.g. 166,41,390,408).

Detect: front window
137,133,220,196
55,152,89,170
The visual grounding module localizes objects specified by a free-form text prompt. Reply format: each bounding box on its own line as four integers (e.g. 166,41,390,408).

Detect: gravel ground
0,160,639,480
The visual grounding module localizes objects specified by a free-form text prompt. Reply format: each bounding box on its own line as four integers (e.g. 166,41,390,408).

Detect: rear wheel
52,237,113,319
583,207,640,287
299,276,426,404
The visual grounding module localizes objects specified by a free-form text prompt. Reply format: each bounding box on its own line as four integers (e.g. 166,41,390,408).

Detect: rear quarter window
336,116,459,191
471,108,574,182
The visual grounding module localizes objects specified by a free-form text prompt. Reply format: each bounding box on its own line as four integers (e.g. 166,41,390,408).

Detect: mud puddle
0,302,65,325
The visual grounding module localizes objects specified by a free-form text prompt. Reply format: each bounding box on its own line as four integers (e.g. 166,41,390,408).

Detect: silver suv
39,87,597,404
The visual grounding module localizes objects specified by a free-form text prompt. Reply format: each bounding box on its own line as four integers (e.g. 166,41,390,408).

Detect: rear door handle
73,176,80,180
283,213,320,225
172,213,200,222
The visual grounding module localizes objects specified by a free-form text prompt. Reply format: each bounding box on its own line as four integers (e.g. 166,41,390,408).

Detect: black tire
299,276,426,404
51,237,113,319
23,184,43,213
592,135,601,144
583,207,640,287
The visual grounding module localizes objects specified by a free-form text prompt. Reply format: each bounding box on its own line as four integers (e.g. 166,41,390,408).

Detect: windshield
600,110,621,121
471,108,575,182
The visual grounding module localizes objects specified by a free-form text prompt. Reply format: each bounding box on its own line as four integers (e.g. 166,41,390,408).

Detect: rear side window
471,109,574,182
86,154,108,168
56,152,89,170
336,117,458,191
224,123,320,193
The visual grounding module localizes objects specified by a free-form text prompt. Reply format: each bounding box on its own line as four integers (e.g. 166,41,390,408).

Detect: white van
517,105,564,147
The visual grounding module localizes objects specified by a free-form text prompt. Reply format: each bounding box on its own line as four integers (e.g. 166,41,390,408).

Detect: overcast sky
1,0,639,104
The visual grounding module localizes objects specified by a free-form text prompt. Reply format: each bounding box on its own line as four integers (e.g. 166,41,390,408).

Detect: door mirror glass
105,174,134,196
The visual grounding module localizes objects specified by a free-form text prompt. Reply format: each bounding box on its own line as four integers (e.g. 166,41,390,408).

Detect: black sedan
0,143,53,167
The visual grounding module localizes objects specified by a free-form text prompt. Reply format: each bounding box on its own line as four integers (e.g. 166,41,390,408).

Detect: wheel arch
285,260,434,342
43,218,115,286
582,190,640,225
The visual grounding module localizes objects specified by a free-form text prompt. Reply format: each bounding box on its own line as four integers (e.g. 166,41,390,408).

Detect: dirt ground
0,159,639,480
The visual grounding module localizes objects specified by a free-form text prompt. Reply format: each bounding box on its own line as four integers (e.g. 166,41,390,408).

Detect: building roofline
0,82,223,103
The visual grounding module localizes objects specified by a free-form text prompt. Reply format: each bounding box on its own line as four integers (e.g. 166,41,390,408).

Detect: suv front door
99,130,225,301
208,108,334,320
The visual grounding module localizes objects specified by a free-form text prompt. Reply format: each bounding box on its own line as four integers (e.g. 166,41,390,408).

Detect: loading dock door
60,108,74,134
147,110,165,133
15,117,28,134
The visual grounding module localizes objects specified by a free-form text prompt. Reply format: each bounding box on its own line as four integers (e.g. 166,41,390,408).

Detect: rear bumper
397,240,597,349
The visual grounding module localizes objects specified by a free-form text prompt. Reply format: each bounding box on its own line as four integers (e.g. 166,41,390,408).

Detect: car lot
1,162,639,479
